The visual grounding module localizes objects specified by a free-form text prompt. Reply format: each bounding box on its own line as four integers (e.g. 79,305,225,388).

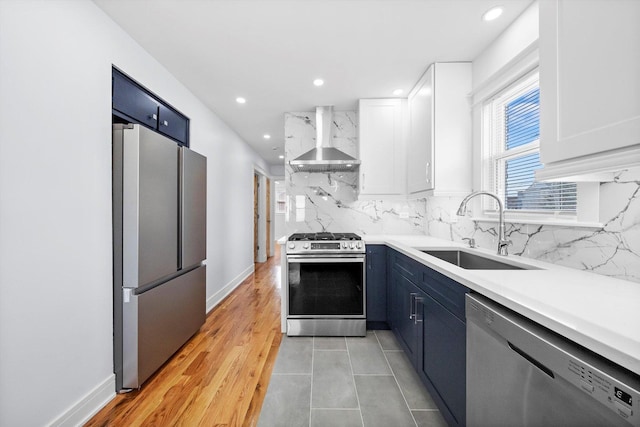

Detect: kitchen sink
421,250,538,270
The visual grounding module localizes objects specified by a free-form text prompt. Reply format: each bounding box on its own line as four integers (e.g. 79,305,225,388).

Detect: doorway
254,173,259,261
253,170,272,263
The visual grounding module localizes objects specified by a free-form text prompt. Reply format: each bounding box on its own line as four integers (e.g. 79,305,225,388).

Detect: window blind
503,153,577,211
486,73,577,214
505,89,539,150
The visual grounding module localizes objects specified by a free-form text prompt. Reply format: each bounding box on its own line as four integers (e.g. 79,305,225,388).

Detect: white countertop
363,235,640,375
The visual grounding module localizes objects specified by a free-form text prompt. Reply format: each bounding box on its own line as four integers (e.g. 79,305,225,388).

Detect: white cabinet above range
358,98,407,196
407,62,472,196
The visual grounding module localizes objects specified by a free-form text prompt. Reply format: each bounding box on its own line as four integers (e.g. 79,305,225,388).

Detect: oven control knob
288,242,295,250
342,242,348,249
303,243,309,249
349,242,355,249
356,242,362,249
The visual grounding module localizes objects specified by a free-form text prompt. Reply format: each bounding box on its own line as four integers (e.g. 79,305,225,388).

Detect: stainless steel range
285,232,366,336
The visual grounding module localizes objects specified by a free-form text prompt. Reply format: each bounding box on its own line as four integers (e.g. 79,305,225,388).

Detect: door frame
253,166,272,263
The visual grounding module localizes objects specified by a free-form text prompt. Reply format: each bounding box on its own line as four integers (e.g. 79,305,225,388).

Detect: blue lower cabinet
386,248,468,427
366,245,388,328
420,293,466,427
390,269,425,365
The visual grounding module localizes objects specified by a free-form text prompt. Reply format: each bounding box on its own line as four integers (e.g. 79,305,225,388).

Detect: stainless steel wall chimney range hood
289,106,360,172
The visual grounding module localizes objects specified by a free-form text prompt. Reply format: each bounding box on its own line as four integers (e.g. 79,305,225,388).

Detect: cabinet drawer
391,252,420,281
158,104,189,144
113,71,159,129
419,267,468,321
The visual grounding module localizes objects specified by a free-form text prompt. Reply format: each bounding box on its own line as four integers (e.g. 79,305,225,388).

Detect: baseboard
206,264,255,313
47,266,255,426
49,374,115,427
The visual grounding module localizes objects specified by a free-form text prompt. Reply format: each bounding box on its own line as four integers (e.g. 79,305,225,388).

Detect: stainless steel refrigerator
112,124,207,392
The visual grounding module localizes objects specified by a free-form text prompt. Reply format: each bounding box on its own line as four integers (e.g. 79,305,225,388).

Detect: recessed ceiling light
236,97,246,104
393,89,404,96
313,79,324,87
279,155,284,159
264,134,271,139
482,6,503,21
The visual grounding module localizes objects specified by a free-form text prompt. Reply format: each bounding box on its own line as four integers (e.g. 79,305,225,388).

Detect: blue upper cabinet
157,104,189,144
112,71,159,129
365,245,387,328
112,68,190,146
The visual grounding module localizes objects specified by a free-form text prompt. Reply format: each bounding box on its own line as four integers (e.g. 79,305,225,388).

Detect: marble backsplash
284,110,639,284
284,111,427,235
426,169,640,283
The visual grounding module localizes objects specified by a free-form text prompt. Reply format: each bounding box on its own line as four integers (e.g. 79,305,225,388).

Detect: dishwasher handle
508,342,555,378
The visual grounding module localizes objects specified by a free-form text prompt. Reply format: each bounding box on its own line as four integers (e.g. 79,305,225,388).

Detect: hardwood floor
87,247,283,427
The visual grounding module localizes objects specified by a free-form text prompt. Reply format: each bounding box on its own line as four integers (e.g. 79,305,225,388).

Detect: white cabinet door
408,66,434,194
358,99,405,195
407,63,472,196
539,0,640,169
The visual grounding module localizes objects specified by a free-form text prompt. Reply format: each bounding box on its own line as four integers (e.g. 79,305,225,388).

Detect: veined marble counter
363,235,640,375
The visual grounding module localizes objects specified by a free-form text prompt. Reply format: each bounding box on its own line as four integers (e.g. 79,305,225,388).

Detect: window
482,71,577,218
275,181,287,214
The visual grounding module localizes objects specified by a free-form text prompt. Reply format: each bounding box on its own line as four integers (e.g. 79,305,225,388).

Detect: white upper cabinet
407,62,472,195
358,98,406,196
538,0,640,181
407,65,434,194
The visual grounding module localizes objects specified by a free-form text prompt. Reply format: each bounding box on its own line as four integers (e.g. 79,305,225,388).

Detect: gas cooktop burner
288,232,362,242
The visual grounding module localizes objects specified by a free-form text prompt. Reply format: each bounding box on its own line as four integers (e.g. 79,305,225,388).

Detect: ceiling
94,0,533,166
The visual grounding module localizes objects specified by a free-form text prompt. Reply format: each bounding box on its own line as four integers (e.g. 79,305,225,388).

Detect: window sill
469,215,603,229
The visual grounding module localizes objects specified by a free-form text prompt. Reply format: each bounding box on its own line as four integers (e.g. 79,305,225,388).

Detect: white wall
0,1,269,425
270,164,286,177
472,1,539,91
273,178,286,243
256,171,268,262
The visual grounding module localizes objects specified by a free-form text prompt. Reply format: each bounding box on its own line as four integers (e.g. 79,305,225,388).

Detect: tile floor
258,330,448,427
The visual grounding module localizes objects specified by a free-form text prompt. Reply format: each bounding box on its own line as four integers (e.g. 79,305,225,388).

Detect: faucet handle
462,237,477,248
498,239,512,255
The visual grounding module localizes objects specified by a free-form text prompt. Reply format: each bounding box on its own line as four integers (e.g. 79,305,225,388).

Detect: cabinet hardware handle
414,296,424,324
409,293,417,320
149,113,158,121
162,120,169,126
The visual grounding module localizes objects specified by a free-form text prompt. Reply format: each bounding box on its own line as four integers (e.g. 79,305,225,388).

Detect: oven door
286,254,366,319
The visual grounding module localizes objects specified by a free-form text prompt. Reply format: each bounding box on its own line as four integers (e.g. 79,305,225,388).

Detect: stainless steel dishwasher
466,294,640,427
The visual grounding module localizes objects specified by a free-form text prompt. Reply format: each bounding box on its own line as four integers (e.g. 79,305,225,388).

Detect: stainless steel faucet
457,191,511,256
462,237,477,248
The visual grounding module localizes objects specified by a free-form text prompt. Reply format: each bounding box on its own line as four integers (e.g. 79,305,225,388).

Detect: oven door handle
287,255,365,263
